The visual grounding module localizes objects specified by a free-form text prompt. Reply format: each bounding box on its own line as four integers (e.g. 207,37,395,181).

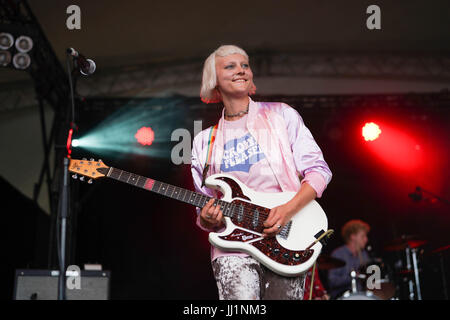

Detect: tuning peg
79,176,85,182
71,174,78,179
88,179,93,184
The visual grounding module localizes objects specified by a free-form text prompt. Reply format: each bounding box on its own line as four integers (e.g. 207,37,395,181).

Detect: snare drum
338,290,381,300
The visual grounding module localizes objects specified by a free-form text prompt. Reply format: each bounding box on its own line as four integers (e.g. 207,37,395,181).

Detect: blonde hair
200,44,256,104
341,219,370,243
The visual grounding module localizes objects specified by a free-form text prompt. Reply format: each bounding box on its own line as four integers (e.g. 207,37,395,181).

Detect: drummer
327,219,371,299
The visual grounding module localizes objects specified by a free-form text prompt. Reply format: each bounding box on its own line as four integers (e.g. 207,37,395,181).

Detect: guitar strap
308,261,317,300
201,123,218,188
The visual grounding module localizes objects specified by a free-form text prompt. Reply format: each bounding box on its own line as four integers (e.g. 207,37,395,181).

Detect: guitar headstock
69,158,109,183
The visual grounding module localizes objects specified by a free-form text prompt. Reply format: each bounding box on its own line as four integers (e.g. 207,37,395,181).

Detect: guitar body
205,173,328,277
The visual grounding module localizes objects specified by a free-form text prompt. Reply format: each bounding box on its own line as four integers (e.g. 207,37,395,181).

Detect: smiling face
215,53,254,99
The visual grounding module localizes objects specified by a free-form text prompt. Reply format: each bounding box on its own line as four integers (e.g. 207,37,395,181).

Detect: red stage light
66,128,73,158
135,126,155,146
362,122,381,141
363,121,423,171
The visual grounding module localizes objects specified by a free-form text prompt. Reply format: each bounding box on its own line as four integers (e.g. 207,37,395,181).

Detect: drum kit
318,235,448,300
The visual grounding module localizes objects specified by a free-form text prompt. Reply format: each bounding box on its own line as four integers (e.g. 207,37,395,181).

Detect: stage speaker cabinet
14,269,110,300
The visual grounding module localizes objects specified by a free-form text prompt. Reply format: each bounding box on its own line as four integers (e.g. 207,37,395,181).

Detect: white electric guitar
69,158,332,277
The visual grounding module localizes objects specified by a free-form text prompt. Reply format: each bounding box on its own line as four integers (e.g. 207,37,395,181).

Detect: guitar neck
104,166,232,215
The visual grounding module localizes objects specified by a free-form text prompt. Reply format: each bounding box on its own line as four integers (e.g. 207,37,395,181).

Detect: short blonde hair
341,219,370,243
200,44,256,103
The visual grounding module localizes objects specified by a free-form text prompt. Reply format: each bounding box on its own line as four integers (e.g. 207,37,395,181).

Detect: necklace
225,106,249,118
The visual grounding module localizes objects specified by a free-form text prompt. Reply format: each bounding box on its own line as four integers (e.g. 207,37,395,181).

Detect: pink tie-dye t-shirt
195,114,282,260
220,114,282,193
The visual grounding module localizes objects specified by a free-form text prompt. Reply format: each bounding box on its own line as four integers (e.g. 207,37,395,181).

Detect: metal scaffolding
1,0,73,270
2,51,450,112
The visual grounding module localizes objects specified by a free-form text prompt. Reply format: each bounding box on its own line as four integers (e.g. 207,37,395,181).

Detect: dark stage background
63,94,449,299
2,0,450,303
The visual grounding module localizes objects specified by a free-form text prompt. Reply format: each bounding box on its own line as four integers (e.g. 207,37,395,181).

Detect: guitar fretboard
94,166,291,237
103,167,236,217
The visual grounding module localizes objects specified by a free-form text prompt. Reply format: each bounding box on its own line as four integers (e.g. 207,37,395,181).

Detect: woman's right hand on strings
200,198,224,229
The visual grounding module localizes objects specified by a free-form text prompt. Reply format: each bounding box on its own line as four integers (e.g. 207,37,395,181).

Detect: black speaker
14,269,110,300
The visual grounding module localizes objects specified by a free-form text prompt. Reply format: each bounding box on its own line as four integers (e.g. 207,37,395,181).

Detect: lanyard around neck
201,124,218,187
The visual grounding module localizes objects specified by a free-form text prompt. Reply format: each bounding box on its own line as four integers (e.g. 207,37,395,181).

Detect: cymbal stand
405,247,415,300
350,270,358,293
350,270,367,293
411,248,422,300
438,253,449,300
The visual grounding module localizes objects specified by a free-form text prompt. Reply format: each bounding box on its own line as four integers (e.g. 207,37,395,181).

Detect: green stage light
72,139,80,147
74,103,182,159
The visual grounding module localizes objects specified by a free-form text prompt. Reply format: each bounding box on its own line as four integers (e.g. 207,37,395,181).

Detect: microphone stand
406,186,449,300
409,186,450,205
57,157,70,300
56,51,79,300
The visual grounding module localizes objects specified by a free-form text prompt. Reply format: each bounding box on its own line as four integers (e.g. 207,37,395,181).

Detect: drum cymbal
384,236,427,251
397,269,414,276
317,254,345,270
431,244,450,254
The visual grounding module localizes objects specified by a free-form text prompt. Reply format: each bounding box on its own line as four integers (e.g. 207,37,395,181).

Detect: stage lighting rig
0,31,33,70
0,32,14,49
15,35,33,52
0,49,11,66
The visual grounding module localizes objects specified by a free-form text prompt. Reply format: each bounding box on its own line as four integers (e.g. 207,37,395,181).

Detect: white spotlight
72,139,80,147
15,35,33,53
12,52,31,69
0,50,12,67
0,33,14,50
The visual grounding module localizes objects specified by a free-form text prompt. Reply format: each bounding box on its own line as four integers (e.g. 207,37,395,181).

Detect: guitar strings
194,194,289,233
149,180,266,219
157,183,287,232
109,171,285,233
158,182,274,231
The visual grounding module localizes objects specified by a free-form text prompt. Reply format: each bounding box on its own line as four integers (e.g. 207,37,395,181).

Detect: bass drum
338,291,381,300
